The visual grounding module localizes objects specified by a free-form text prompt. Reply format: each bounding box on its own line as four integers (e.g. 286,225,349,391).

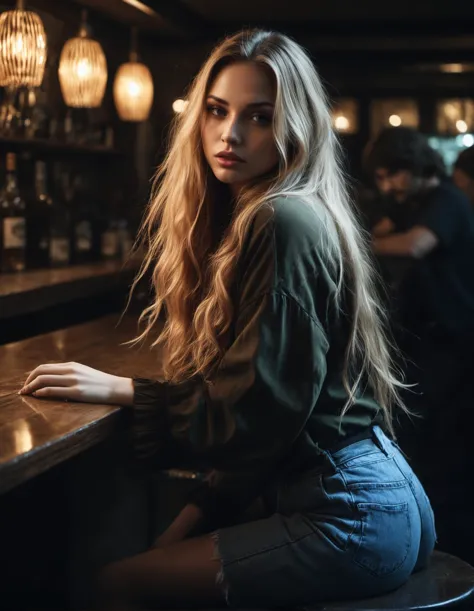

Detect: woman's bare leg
95,533,226,611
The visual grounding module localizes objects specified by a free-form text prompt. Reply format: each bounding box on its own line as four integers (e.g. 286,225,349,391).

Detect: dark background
5,0,474,196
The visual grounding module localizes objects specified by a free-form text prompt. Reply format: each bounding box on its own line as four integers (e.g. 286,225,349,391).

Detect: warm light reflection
331,99,358,134
389,114,402,127
121,0,158,17
370,99,419,135
444,103,458,119
172,99,188,113
55,337,65,351
436,100,474,135
14,419,33,454
440,63,464,73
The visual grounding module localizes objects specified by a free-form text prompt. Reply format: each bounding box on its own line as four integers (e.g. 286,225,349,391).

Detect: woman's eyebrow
207,94,274,108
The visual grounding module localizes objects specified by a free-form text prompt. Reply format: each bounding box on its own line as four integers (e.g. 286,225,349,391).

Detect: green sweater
132,195,383,521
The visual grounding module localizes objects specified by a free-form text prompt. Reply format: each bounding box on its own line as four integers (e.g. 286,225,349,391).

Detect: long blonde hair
125,29,407,436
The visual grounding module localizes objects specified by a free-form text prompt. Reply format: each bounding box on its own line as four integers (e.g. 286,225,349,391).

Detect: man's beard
381,191,408,206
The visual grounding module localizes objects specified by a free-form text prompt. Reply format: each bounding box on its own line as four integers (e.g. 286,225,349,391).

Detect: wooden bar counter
0,312,163,494
0,313,196,611
0,260,137,320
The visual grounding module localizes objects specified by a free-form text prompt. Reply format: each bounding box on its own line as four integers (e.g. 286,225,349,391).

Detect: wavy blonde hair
125,29,407,435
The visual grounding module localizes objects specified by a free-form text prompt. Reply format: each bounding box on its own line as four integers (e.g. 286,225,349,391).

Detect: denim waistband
327,427,374,453
323,425,393,470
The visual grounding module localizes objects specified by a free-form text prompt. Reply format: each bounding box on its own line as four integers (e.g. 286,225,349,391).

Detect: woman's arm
132,290,329,525
112,375,134,406
151,502,204,548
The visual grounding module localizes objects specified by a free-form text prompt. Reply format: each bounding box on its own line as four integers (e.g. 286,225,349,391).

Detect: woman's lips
216,157,243,168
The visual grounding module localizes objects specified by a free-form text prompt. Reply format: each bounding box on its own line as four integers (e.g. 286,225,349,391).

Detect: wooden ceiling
181,0,474,23
37,0,474,89
65,0,474,41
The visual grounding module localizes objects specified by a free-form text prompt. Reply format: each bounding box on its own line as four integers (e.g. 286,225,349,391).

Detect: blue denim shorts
214,426,436,608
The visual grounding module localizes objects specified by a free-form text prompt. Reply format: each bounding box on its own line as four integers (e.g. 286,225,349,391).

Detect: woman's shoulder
249,193,329,234
243,194,339,297
264,193,329,233
264,194,335,257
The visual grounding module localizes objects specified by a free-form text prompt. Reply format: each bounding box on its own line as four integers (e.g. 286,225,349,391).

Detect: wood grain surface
0,313,163,494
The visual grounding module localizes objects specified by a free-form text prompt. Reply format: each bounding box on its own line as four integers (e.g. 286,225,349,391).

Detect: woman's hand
151,503,204,549
19,362,134,406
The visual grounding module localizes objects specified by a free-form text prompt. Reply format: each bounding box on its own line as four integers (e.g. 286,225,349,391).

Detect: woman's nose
221,117,243,145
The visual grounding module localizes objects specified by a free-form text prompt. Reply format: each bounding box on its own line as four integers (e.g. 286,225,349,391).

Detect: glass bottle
50,164,72,267
26,160,52,269
0,152,26,273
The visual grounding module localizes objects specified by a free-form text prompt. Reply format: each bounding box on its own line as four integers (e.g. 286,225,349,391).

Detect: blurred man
364,127,474,561
364,127,474,345
453,145,474,205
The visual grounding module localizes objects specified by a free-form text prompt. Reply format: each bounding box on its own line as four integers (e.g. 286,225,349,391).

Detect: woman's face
201,61,279,196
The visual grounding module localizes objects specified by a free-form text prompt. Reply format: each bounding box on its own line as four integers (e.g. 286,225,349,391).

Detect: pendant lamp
0,0,47,87
58,10,107,108
113,27,154,122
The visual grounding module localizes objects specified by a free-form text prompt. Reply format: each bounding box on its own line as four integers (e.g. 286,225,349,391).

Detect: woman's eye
207,105,225,117
251,113,271,125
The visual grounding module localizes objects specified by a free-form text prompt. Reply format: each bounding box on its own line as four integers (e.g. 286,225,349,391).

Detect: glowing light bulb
127,79,141,97
456,120,468,133
13,34,24,54
172,99,188,113
389,114,402,127
462,134,474,147
334,116,350,131
76,58,91,78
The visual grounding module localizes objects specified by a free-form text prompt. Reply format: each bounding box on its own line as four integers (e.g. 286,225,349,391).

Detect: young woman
20,29,435,610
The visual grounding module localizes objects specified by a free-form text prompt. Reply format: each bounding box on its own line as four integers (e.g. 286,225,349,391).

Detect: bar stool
301,551,474,611
196,551,474,611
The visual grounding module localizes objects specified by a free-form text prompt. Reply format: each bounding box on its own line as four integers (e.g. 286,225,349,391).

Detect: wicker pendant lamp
58,10,107,108
113,27,153,122
0,0,47,87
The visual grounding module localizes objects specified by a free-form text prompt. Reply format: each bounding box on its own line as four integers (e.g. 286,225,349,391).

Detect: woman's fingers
31,386,77,400
20,374,75,395
23,363,73,387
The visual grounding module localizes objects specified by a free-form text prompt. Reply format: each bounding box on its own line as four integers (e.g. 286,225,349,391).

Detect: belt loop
372,425,390,456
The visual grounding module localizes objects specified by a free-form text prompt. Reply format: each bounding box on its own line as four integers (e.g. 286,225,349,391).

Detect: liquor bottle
117,218,133,261
71,174,95,264
50,164,71,267
64,110,75,144
101,190,120,260
26,160,52,269
101,219,119,259
16,86,36,139
0,152,26,273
